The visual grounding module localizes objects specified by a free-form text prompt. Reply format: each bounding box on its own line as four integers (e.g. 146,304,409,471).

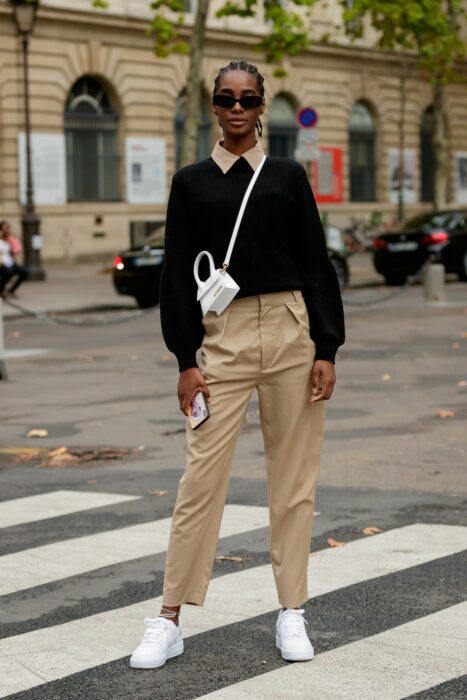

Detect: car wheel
330,255,349,291
384,273,407,286
458,251,467,282
135,295,159,309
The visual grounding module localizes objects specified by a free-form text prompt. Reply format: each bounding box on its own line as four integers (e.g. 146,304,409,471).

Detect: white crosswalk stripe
0,523,465,697
0,504,270,596
0,490,140,529
198,602,467,700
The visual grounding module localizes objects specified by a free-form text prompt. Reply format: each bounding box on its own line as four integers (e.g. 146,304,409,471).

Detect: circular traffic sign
298,107,318,128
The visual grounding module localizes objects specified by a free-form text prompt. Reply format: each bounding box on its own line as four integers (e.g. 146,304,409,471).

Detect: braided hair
213,61,265,137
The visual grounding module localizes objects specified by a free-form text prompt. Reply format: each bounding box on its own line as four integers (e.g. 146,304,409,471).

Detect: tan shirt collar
211,140,265,174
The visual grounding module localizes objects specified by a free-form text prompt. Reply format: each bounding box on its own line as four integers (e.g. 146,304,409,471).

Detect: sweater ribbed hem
314,341,339,364
177,351,199,373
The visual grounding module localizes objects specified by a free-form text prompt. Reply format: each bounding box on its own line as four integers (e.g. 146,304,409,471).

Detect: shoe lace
141,617,167,645
282,608,308,638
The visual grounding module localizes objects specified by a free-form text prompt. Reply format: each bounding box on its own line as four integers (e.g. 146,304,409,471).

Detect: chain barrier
3,298,158,327
342,260,428,307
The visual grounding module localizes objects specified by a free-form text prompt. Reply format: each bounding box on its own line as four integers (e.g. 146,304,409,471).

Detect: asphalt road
0,275,466,699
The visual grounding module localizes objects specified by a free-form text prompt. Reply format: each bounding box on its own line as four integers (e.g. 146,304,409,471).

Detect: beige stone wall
0,0,466,261
39,0,378,46
0,1,193,260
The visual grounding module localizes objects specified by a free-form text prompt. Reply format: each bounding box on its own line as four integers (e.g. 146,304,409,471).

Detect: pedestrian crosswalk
198,603,467,700
0,504,270,596
0,489,140,529
0,489,466,699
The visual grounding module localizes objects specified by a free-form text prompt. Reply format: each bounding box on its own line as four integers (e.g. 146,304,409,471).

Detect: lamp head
9,0,39,36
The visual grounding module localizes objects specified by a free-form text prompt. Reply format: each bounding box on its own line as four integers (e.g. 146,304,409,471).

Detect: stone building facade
0,0,466,261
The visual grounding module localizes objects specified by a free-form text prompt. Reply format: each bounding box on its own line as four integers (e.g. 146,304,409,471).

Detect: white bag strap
222,154,267,270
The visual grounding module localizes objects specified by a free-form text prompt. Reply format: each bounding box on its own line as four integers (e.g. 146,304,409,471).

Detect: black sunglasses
212,94,263,110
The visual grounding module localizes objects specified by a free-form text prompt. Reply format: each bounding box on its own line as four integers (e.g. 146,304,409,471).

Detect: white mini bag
193,154,267,316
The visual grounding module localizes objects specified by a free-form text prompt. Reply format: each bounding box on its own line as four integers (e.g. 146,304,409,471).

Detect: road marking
198,602,467,700
0,524,465,697
1,349,49,359
0,505,270,596
0,490,140,529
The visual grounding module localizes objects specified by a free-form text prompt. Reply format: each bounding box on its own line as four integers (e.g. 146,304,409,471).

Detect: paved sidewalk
1,253,464,321
2,253,380,320
2,263,135,320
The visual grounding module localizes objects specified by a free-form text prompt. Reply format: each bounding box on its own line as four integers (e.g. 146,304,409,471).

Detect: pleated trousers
162,289,326,608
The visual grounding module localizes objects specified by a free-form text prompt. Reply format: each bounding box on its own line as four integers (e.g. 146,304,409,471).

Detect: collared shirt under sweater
159,140,346,371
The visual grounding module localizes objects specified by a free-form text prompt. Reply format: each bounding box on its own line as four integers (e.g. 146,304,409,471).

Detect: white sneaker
130,617,184,669
276,608,314,661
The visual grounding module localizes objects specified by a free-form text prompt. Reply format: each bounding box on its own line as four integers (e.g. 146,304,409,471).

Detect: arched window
420,106,435,203
268,95,297,158
349,101,376,201
174,92,212,169
65,76,119,202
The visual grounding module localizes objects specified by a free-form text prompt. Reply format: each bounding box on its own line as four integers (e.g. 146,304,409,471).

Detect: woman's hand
177,368,211,415
310,360,336,402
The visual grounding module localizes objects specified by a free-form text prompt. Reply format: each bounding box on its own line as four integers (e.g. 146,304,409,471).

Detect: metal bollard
0,298,8,381
423,262,446,302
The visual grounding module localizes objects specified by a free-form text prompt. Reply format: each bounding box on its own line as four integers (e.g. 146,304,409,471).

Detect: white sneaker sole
276,634,314,662
130,640,184,669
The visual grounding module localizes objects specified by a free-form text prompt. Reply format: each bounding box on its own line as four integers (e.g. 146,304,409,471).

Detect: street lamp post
10,0,46,281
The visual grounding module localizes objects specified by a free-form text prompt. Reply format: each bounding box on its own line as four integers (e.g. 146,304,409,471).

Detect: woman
0,222,27,298
130,60,345,670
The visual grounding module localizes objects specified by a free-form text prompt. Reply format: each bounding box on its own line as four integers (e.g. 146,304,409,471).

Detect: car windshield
144,228,165,247
403,212,455,230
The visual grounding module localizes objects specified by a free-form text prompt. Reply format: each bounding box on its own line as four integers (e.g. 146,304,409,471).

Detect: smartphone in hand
189,390,210,430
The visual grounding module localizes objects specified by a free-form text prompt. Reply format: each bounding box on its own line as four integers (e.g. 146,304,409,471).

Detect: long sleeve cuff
314,339,340,364
177,350,199,373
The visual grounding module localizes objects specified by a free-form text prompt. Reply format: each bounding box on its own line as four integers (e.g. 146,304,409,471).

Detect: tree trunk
180,0,210,168
397,59,408,223
432,81,448,211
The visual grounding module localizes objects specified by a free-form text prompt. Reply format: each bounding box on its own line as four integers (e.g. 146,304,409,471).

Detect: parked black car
372,209,467,286
113,223,350,308
113,228,165,308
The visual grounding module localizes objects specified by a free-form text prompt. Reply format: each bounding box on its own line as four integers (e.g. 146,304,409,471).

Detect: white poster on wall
454,152,467,203
388,148,417,204
126,137,166,205
18,132,67,205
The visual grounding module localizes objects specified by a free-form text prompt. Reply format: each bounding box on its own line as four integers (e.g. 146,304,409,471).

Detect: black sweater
159,155,345,371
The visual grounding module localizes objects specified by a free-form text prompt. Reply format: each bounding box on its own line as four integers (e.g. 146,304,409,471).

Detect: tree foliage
340,0,467,210
146,0,189,57
130,0,318,76
341,0,466,85
217,0,316,75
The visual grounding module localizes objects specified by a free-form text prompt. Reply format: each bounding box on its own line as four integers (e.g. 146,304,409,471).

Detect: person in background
0,221,27,298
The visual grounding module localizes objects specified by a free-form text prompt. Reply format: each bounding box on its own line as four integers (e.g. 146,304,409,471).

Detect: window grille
349,101,376,202
268,95,298,159
65,76,120,202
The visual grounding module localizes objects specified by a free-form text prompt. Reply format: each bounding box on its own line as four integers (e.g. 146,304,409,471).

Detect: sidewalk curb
3,302,139,322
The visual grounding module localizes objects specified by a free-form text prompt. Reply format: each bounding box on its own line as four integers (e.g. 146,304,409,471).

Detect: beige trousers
162,289,326,608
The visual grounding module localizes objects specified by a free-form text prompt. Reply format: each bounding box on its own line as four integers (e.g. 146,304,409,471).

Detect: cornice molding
0,4,465,74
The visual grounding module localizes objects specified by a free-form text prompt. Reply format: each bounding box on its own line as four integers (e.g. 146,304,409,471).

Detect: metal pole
423,261,446,301
0,298,8,381
21,31,46,280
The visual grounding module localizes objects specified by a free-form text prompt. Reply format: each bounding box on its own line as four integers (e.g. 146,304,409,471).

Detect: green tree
92,0,316,167
340,0,466,210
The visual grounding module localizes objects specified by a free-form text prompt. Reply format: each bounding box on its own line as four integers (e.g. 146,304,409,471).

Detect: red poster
312,147,343,203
